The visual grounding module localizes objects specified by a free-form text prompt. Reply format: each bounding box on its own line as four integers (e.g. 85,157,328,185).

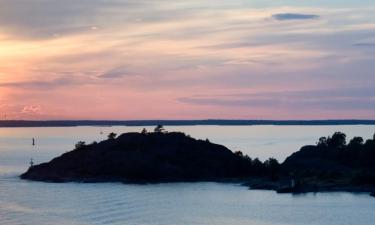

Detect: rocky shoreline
243,178,375,197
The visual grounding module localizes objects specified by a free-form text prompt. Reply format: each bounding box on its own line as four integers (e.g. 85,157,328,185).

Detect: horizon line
1,119,375,127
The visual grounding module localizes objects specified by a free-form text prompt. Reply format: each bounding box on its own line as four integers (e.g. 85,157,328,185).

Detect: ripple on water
1,126,375,225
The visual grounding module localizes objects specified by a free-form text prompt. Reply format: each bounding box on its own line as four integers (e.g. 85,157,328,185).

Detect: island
21,128,260,183
246,132,375,196
21,127,375,197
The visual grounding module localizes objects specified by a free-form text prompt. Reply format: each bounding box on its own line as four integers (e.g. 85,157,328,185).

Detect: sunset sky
1,0,375,120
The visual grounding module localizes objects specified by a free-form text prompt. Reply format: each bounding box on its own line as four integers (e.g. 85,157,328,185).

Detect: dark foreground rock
21,132,250,183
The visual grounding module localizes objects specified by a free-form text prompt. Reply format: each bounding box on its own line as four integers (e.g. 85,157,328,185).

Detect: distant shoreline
1,120,375,127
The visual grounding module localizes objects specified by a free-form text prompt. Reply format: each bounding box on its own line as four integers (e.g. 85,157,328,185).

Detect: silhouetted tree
243,155,252,162
154,125,165,133
75,141,86,149
234,151,244,158
348,136,364,148
327,132,346,149
108,132,117,140
252,158,264,173
264,158,280,179
264,158,280,170
317,137,328,147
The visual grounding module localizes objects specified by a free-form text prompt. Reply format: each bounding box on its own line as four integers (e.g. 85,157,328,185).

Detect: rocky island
21,128,375,197
247,132,375,196
21,128,259,183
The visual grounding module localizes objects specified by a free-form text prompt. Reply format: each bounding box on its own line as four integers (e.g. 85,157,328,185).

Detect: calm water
0,125,375,225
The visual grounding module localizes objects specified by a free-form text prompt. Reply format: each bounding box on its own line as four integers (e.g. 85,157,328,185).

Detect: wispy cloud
1,1,375,119
0,76,83,89
355,43,375,47
178,86,375,110
272,13,319,21
22,105,42,114
99,67,132,79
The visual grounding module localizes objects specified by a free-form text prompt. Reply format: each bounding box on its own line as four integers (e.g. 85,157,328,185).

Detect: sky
0,0,375,120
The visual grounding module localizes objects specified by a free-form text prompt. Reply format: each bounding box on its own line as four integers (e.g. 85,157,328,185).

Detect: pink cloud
0,2,375,120
22,105,42,114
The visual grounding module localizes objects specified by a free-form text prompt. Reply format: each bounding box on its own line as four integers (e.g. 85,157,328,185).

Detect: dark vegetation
21,127,375,196
21,126,278,183
279,132,375,191
246,131,375,196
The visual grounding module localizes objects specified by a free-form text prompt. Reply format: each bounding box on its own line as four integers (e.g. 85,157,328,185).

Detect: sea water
0,125,374,225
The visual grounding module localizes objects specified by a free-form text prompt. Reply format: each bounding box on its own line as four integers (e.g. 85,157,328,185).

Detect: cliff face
21,132,247,182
